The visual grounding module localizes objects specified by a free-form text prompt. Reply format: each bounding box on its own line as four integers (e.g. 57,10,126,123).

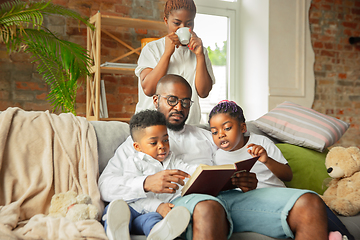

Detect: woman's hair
164,0,196,19
208,100,246,124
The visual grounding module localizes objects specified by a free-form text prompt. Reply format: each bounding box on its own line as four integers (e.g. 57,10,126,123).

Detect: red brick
336,109,345,115
352,8,360,15
309,18,320,24
16,82,47,91
36,93,47,100
335,0,343,4
322,4,333,11
135,29,148,35
321,50,338,57
75,103,86,116
103,75,118,84
310,11,322,18
338,73,347,79
326,109,334,114
0,101,21,111
66,27,87,36
318,35,336,42
114,5,131,15
313,41,324,48
119,76,137,86
23,102,53,111
324,42,334,49
343,22,358,28
119,86,137,94
0,91,10,100
325,64,333,70
343,28,353,36
52,0,69,6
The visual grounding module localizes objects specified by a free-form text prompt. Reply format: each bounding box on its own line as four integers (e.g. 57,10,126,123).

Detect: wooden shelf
100,66,135,74
87,116,131,123
86,12,167,121
95,15,166,32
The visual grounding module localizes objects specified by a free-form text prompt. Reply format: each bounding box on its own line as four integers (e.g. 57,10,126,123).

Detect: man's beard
166,117,186,131
158,104,188,131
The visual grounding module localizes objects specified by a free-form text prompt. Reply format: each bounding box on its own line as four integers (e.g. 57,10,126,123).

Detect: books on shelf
181,156,259,197
100,62,137,69
99,80,108,118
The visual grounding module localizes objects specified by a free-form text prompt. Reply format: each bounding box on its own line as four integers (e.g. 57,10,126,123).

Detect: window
194,5,235,123
195,13,228,123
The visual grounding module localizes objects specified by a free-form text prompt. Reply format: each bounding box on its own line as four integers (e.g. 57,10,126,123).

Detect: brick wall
0,0,165,118
310,0,360,147
1,0,359,147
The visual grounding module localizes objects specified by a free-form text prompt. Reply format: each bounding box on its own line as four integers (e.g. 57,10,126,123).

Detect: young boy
103,109,198,240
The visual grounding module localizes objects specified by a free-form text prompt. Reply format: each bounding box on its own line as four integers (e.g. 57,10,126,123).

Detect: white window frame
194,0,237,104
195,0,271,120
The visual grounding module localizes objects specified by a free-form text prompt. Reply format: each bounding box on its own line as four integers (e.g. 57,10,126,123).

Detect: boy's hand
144,169,190,193
157,202,174,218
231,171,258,192
247,144,269,164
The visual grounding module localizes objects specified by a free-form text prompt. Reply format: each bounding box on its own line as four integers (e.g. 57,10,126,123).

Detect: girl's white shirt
214,133,287,189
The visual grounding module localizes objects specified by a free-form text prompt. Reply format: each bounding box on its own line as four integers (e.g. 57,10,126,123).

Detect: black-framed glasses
157,95,193,109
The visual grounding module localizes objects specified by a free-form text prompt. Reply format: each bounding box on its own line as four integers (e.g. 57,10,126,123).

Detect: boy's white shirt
98,124,217,203
214,132,287,189
134,37,216,125
125,151,198,214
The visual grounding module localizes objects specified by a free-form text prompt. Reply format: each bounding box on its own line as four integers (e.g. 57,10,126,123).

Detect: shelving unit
86,12,167,121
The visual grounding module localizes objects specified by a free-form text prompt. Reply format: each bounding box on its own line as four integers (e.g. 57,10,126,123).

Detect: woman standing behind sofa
135,0,215,125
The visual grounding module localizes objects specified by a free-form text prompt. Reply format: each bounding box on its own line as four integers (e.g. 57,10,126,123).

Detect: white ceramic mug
175,27,191,45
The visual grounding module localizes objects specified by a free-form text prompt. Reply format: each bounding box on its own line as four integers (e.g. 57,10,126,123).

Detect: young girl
135,0,215,125
208,100,352,240
208,100,292,188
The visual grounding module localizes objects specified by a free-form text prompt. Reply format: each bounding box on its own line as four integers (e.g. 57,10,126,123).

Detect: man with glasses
99,74,224,240
99,74,342,240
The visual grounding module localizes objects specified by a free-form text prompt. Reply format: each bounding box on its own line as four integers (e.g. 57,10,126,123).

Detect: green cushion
276,143,330,195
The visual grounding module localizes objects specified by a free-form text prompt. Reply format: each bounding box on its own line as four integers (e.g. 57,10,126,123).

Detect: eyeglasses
157,95,193,109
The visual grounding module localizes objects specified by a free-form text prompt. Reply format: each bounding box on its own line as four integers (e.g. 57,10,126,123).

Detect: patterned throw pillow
253,101,350,152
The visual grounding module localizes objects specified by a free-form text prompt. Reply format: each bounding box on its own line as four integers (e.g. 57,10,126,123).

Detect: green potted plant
0,0,94,115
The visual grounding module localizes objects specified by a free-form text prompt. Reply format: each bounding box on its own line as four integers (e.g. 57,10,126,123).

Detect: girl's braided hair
164,0,196,19
208,100,246,124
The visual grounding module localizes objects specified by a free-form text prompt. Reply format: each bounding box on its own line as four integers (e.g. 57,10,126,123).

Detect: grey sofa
91,120,360,240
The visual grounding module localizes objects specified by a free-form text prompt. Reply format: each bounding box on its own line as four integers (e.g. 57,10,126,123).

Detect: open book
181,156,259,197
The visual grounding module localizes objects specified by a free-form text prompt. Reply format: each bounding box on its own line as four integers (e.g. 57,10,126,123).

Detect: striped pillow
253,101,350,152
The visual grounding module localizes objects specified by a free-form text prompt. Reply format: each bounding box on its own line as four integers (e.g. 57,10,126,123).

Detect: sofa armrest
90,121,130,173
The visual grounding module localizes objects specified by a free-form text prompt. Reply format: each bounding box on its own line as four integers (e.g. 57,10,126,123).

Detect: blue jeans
217,189,354,240
102,203,163,236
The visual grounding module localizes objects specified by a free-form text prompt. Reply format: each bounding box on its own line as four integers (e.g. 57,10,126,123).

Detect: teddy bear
321,146,360,216
48,191,99,221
